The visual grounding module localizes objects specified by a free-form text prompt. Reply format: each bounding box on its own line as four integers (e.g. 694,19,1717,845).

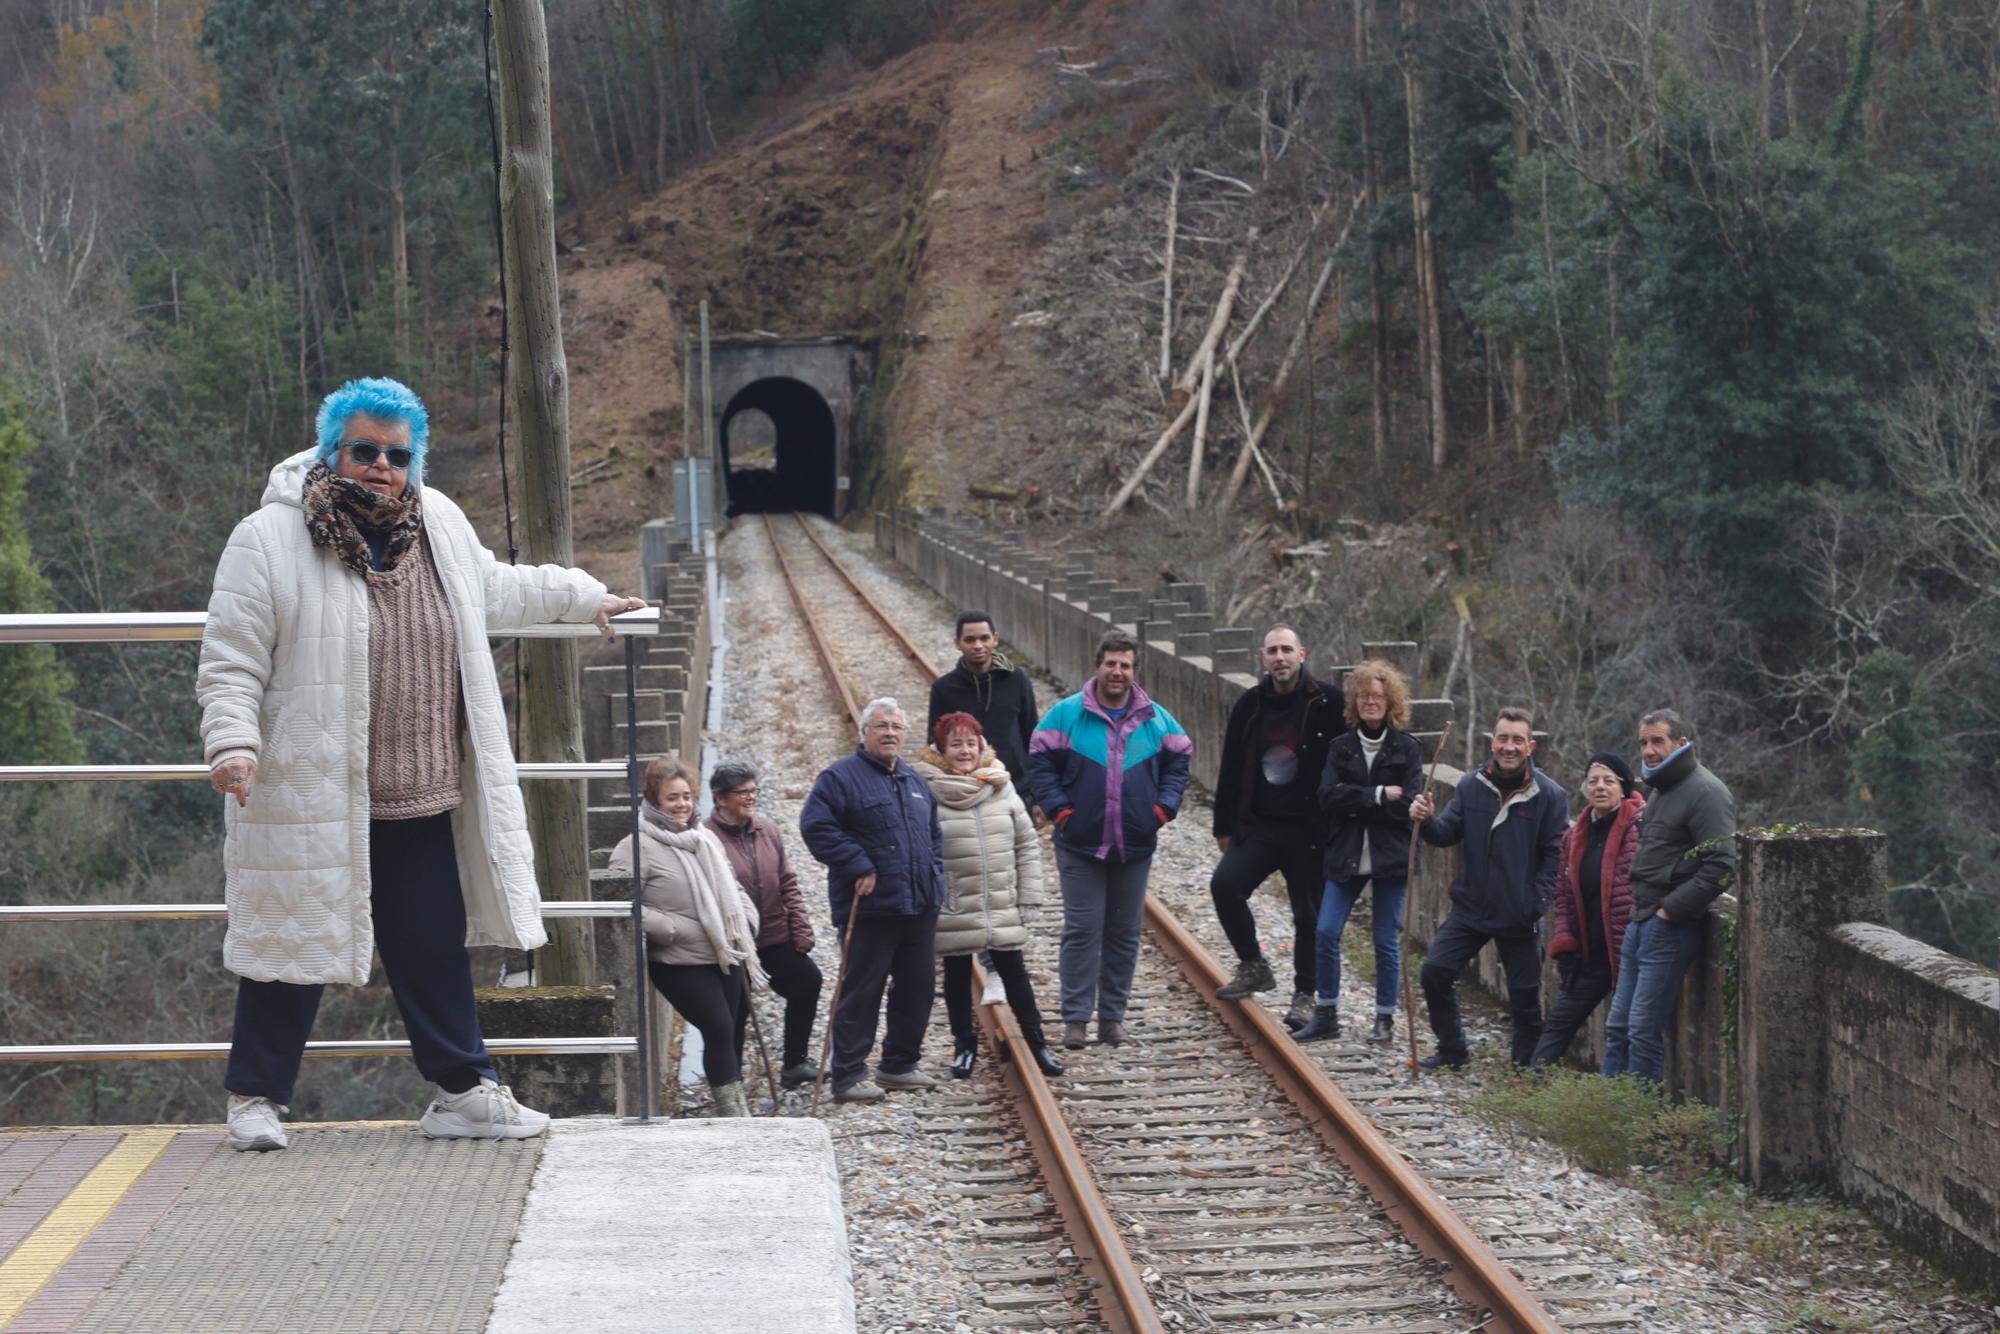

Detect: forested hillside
1,0,1995,1126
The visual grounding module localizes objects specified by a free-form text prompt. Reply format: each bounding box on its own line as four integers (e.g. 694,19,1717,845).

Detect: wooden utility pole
495,0,593,985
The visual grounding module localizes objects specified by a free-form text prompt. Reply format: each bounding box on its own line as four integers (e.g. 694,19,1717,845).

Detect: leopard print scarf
301,462,424,578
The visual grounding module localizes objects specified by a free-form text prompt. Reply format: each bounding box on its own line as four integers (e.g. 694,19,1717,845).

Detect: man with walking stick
800,699,946,1104
1407,707,1568,1070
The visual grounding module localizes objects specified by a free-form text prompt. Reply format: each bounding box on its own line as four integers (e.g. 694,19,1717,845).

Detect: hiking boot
1293,1004,1342,1043
225,1095,288,1153
877,1067,937,1090
833,1080,884,1103
1063,1022,1090,1050
1417,1050,1470,1072
1031,1046,1066,1078
1282,992,1316,1030
1369,1014,1396,1045
950,1047,977,1080
420,1080,550,1140
981,971,1008,1006
1098,1020,1127,1046
1215,956,1277,1000
779,1061,820,1089
711,1080,751,1118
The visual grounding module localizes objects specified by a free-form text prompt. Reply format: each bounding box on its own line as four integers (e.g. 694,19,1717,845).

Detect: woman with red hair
914,712,1064,1079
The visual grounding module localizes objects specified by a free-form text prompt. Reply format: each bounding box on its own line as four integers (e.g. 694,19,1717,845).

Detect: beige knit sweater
366,533,463,819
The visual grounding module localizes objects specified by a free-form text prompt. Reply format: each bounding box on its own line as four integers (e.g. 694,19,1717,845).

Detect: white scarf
638,807,767,986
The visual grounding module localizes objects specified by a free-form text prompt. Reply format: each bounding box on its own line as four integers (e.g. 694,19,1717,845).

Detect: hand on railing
593,594,649,641
209,757,257,806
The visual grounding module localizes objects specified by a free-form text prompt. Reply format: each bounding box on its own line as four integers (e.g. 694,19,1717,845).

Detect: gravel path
705,515,1994,1333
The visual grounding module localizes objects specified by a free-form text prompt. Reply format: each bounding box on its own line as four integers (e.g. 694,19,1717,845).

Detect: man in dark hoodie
928,610,1041,808
1209,626,1345,1029
1408,706,1569,1069
1601,708,1735,1085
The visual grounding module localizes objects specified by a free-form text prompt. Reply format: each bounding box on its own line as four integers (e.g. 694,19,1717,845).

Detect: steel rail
769,513,1163,1333
1142,899,1560,1334
0,901,635,923
0,1037,638,1064
0,609,664,644
760,514,865,729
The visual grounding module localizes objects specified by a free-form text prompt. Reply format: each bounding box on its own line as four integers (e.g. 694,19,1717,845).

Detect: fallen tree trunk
1158,167,1179,388
1172,229,1256,402
1105,373,1203,515
1185,347,1217,510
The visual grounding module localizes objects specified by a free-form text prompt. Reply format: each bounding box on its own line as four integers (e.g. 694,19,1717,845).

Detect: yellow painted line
0,1129,178,1325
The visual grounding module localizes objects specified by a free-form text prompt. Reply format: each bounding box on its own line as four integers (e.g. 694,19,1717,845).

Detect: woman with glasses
915,712,1064,1080
703,762,823,1089
1296,660,1425,1045
198,376,646,1151
1529,753,1644,1068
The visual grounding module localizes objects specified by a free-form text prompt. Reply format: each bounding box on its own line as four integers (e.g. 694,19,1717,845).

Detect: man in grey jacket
1601,707,1736,1084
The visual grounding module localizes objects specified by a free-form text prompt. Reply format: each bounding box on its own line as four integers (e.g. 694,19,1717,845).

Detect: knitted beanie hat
1583,751,1637,798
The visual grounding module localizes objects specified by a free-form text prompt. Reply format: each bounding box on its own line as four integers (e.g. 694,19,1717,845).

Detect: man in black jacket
1408,706,1569,1069
1601,707,1735,1085
927,609,1041,809
1210,626,1345,1028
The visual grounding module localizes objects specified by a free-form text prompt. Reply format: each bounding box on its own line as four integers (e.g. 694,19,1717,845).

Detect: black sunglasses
344,441,414,469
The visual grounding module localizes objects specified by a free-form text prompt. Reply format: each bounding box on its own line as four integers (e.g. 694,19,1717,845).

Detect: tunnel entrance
719,377,839,516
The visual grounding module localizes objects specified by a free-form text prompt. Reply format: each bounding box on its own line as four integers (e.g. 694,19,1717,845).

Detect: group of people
1208,626,1737,1081
198,376,1732,1149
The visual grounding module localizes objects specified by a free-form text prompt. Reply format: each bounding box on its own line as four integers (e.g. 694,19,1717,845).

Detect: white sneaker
981,972,1007,1006
419,1079,551,1140
226,1094,289,1152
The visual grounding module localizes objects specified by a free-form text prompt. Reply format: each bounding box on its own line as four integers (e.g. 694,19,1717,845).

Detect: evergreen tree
0,387,86,768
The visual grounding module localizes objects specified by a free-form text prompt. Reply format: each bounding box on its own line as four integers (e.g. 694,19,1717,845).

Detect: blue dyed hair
315,377,431,482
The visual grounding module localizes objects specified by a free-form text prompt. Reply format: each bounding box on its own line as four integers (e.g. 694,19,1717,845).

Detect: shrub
1473,1069,1730,1178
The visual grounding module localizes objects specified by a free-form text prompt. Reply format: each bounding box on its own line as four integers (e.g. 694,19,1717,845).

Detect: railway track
759,512,1618,1332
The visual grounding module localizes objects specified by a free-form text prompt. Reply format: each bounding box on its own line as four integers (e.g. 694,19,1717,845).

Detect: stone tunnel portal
719,377,839,517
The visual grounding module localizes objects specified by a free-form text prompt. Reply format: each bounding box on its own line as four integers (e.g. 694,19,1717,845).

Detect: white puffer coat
197,451,608,985
913,749,1044,957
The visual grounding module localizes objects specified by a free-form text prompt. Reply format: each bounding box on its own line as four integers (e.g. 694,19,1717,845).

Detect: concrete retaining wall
1824,923,2000,1291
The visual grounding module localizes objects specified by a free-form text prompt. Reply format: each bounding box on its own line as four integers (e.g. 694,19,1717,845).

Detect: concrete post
1737,828,1890,1191
1170,582,1209,613
1361,640,1421,684
1211,627,1256,677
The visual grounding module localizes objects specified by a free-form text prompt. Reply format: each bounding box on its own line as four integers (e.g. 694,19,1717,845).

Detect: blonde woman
1298,661,1425,1044
914,712,1064,1080
608,757,766,1117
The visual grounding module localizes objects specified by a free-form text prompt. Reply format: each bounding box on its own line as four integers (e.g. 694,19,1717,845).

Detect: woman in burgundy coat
1529,752,1644,1068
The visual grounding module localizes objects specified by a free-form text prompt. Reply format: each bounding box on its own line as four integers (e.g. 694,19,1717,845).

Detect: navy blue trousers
225,812,497,1105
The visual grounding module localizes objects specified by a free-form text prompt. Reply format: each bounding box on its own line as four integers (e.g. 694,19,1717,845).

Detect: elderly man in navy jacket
800,697,946,1102
1407,706,1568,1070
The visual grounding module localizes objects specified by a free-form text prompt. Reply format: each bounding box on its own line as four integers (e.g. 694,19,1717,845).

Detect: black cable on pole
482,3,524,757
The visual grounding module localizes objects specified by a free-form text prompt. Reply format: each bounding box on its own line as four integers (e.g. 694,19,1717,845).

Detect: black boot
1508,987,1544,1068
1215,955,1277,999
1418,1049,1470,1071
950,1045,976,1080
1293,1003,1341,1043
1369,1014,1395,1044
1031,1045,1065,1077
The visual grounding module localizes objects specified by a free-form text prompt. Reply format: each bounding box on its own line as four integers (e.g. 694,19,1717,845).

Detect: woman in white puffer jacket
912,712,1063,1080
197,377,645,1153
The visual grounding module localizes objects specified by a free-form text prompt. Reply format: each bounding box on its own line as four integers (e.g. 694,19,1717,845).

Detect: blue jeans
1600,912,1703,1083
1314,878,1406,1013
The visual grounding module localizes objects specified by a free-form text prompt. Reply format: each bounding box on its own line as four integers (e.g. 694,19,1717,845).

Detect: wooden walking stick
810,892,865,1116
1404,721,1454,1074
740,972,781,1115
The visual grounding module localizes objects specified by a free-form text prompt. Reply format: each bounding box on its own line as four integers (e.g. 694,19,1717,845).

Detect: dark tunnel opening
719,376,839,517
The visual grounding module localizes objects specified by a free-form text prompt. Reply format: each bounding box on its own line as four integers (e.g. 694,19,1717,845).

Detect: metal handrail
0,902,635,923
0,608,663,643
0,608,666,1120
1,762,634,783
0,1038,639,1063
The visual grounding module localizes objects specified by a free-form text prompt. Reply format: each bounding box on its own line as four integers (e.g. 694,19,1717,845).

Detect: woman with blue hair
197,376,647,1151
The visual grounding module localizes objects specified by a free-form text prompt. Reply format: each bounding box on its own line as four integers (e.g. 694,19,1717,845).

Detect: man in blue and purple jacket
1028,630,1193,1050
